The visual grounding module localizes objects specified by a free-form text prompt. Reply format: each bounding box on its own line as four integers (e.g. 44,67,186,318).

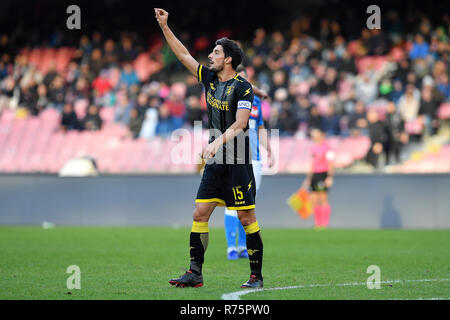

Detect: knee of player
192,207,208,222
238,214,256,226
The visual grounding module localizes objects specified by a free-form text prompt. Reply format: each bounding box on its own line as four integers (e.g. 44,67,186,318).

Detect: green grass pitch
0,226,449,300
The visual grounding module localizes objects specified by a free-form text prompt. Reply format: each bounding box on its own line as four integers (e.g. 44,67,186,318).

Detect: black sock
189,227,209,275
246,230,263,280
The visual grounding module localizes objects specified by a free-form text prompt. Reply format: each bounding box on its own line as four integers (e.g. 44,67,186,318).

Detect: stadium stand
0,3,448,174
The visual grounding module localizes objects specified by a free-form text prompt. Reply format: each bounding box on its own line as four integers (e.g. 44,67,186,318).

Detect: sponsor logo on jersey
251,105,259,118
206,91,229,111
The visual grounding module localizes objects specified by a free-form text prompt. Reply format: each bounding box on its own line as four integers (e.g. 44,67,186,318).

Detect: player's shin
224,210,238,251
237,222,247,252
189,221,209,275
244,221,263,279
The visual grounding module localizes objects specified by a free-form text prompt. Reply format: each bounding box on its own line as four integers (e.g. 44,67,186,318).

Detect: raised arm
154,8,199,76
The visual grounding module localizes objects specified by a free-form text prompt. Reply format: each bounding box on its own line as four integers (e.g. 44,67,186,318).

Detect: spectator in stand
134,92,149,118
82,105,102,131
139,103,159,140
393,59,410,87
367,28,390,56
103,39,118,68
436,73,450,101
336,50,357,74
19,81,38,115
165,91,186,130
128,83,140,102
72,35,93,64
252,28,269,56
317,67,338,95
119,37,137,63
89,48,104,76
78,63,95,84
114,93,133,125
0,76,17,110
405,71,422,91
0,61,8,80
292,95,311,127
47,75,66,111
418,86,439,136
156,103,174,136
43,61,58,88
277,101,297,136
127,108,143,139
185,95,204,127
92,71,113,99
348,100,368,137
185,74,203,98
322,105,341,136
91,31,103,50
60,103,80,132
355,72,378,105
35,83,49,114
73,77,90,101
365,109,387,168
409,34,430,60
308,105,323,132
384,101,407,165
118,62,140,89
398,84,420,122
269,70,287,98
65,61,80,90
389,80,404,104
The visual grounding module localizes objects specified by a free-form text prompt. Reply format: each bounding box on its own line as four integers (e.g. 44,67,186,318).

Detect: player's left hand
325,176,333,188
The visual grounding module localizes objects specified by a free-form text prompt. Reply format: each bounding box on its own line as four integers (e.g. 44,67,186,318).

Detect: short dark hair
215,37,243,70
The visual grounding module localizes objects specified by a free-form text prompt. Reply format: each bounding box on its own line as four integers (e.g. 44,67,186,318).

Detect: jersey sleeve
236,81,254,111
254,97,264,127
197,64,213,88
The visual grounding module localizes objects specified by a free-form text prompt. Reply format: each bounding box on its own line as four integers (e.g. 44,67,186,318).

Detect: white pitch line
221,278,450,300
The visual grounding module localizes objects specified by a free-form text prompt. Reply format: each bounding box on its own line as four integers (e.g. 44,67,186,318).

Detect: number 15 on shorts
232,186,243,200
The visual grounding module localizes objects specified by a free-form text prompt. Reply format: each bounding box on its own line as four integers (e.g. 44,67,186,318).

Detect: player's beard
209,61,224,73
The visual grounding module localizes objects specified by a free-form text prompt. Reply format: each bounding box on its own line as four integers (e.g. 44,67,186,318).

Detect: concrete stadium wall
0,174,449,229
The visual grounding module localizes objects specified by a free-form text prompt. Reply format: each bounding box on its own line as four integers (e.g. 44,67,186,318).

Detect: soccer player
155,8,264,288
224,65,273,260
302,127,335,229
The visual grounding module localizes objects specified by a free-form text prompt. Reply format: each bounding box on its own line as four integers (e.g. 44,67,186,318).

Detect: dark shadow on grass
380,194,402,229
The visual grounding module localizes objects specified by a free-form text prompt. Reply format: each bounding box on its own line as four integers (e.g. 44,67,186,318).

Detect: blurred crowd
0,8,449,167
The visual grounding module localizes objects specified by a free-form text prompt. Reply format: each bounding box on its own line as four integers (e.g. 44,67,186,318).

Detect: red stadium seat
405,119,423,135
437,103,450,120
99,107,115,123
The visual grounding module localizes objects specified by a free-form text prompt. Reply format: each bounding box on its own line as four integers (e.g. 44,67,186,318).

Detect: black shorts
196,163,256,210
309,172,329,192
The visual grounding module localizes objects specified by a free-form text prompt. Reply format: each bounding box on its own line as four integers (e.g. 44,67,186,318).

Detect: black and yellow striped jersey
197,64,254,164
